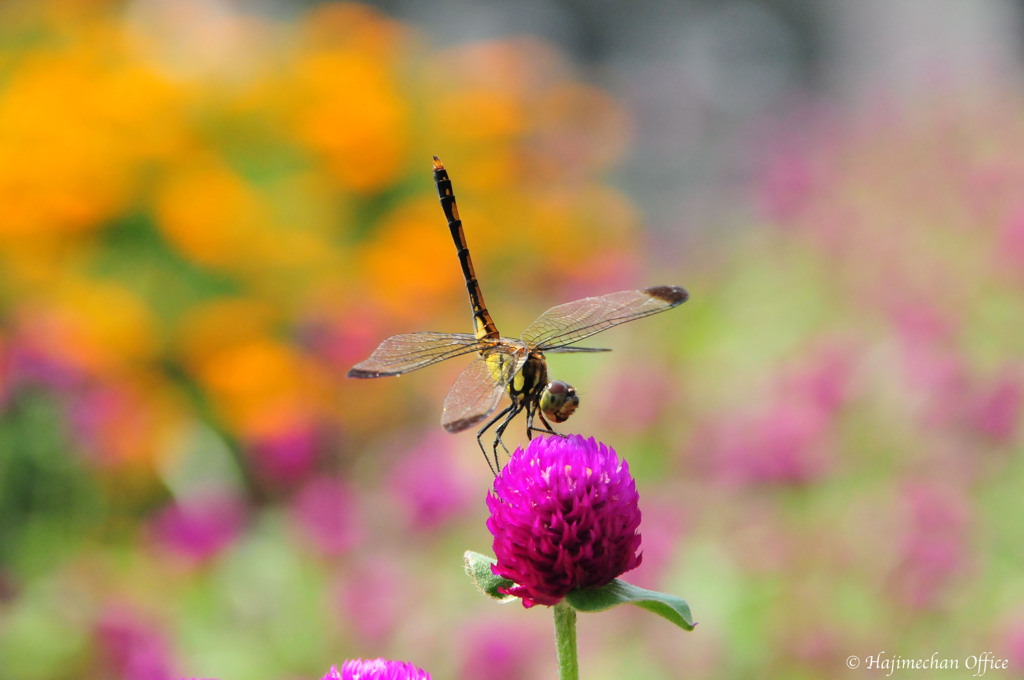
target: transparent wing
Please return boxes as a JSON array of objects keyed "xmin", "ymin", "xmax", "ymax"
[
  {"xmin": 521, "ymin": 286, "xmax": 688, "ymax": 350},
  {"xmin": 441, "ymin": 343, "xmax": 528, "ymax": 433},
  {"xmin": 347, "ymin": 332, "xmax": 485, "ymax": 378}
]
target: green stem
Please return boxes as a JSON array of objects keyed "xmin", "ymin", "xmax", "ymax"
[{"xmin": 553, "ymin": 600, "xmax": 579, "ymax": 680}]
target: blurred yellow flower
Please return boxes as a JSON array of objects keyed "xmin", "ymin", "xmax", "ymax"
[
  {"xmin": 197, "ymin": 337, "xmax": 328, "ymax": 435},
  {"xmin": 154, "ymin": 157, "xmax": 272, "ymax": 268},
  {"xmin": 176, "ymin": 298, "xmax": 330, "ymax": 435},
  {"xmin": 286, "ymin": 4, "xmax": 412, "ymax": 193},
  {"xmin": 0, "ymin": 18, "xmax": 184, "ymax": 239},
  {"xmin": 357, "ymin": 197, "xmax": 470, "ymax": 321},
  {"xmin": 435, "ymin": 89, "xmax": 526, "ymax": 145}
]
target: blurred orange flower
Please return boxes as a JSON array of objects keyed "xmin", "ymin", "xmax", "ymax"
[
  {"xmin": 358, "ymin": 198, "xmax": 468, "ymax": 321},
  {"xmin": 0, "ymin": 20, "xmax": 184, "ymax": 240},
  {"xmin": 286, "ymin": 4, "xmax": 412, "ymax": 193},
  {"xmin": 154, "ymin": 158, "xmax": 273, "ymax": 268}
]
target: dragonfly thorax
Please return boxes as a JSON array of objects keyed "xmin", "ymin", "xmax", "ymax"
[{"xmin": 539, "ymin": 379, "xmax": 579, "ymax": 423}]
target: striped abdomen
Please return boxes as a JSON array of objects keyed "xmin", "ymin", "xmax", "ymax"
[{"xmin": 433, "ymin": 156, "xmax": 500, "ymax": 342}]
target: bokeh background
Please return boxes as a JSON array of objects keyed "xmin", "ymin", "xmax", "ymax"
[{"xmin": 2, "ymin": 1, "xmax": 1024, "ymax": 678}]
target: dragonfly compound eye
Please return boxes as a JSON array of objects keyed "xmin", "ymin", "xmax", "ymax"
[{"xmin": 539, "ymin": 380, "xmax": 579, "ymax": 423}]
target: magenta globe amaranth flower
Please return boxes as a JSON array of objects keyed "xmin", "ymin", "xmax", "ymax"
[
  {"xmin": 487, "ymin": 435, "xmax": 643, "ymax": 607},
  {"xmin": 322, "ymin": 658, "xmax": 430, "ymax": 680}
]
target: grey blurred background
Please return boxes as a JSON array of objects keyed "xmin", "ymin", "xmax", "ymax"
[{"xmin": 317, "ymin": 0, "xmax": 1024, "ymax": 237}]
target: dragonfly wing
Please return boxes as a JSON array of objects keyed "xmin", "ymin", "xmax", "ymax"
[
  {"xmin": 521, "ymin": 286, "xmax": 688, "ymax": 350},
  {"xmin": 441, "ymin": 344, "xmax": 528, "ymax": 433},
  {"xmin": 347, "ymin": 332, "xmax": 484, "ymax": 378}
]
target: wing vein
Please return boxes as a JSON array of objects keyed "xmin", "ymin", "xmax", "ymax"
[
  {"xmin": 348, "ymin": 332, "xmax": 487, "ymax": 377},
  {"xmin": 521, "ymin": 287, "xmax": 687, "ymax": 350}
]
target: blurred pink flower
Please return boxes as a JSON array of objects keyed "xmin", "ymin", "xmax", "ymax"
[
  {"xmin": 756, "ymin": 138, "xmax": 820, "ymax": 222},
  {"xmin": 5, "ymin": 338, "xmax": 85, "ymax": 393},
  {"xmin": 246, "ymin": 421, "xmax": 322, "ymax": 486},
  {"xmin": 891, "ymin": 483, "xmax": 969, "ymax": 610},
  {"xmin": 592, "ymin": 362, "xmax": 675, "ymax": 433},
  {"xmin": 297, "ymin": 305, "xmax": 390, "ymax": 376},
  {"xmin": 967, "ymin": 370, "xmax": 1022, "ymax": 444},
  {"xmin": 94, "ymin": 606, "xmax": 175, "ymax": 680},
  {"xmin": 458, "ymin": 620, "xmax": 547, "ymax": 680},
  {"xmin": 150, "ymin": 492, "xmax": 245, "ymax": 563},
  {"xmin": 333, "ymin": 558, "xmax": 405, "ymax": 645},
  {"xmin": 752, "ymin": 106, "xmax": 842, "ymax": 227},
  {"xmin": 387, "ymin": 432, "xmax": 474, "ymax": 531},
  {"xmin": 705, "ymin": 401, "xmax": 832, "ymax": 486},
  {"xmin": 894, "ymin": 303, "xmax": 1021, "ymax": 443},
  {"xmin": 892, "ymin": 302, "xmax": 972, "ymax": 426},
  {"xmin": 787, "ymin": 627, "xmax": 841, "ymax": 673},
  {"xmin": 964, "ymin": 149, "xmax": 1024, "ymax": 223},
  {"xmin": 0, "ymin": 336, "xmax": 10, "ymax": 410},
  {"xmin": 892, "ymin": 301, "xmax": 956, "ymax": 350},
  {"xmin": 892, "ymin": 303, "xmax": 1021, "ymax": 442},
  {"xmin": 291, "ymin": 477, "xmax": 362, "ymax": 556},
  {"xmin": 700, "ymin": 342, "xmax": 848, "ymax": 486},
  {"xmin": 1000, "ymin": 619, "xmax": 1024, "ymax": 669},
  {"xmin": 780, "ymin": 343, "xmax": 852, "ymax": 414},
  {"xmin": 998, "ymin": 206, "xmax": 1024, "ymax": 272},
  {"xmin": 624, "ymin": 497, "xmax": 687, "ymax": 589},
  {"xmin": 67, "ymin": 383, "xmax": 133, "ymax": 466}
]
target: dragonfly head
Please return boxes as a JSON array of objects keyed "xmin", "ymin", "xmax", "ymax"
[{"xmin": 539, "ymin": 380, "xmax": 579, "ymax": 423}]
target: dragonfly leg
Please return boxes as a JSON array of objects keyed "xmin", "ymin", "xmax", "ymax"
[
  {"xmin": 490, "ymin": 404, "xmax": 523, "ymax": 473},
  {"xmin": 476, "ymin": 403, "xmax": 515, "ymax": 476},
  {"xmin": 526, "ymin": 409, "xmax": 567, "ymax": 439},
  {"xmin": 524, "ymin": 407, "xmax": 537, "ymax": 438}
]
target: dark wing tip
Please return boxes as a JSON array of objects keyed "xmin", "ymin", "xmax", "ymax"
[
  {"xmin": 644, "ymin": 285, "xmax": 689, "ymax": 306},
  {"xmin": 347, "ymin": 367, "xmax": 389, "ymax": 379},
  {"xmin": 443, "ymin": 413, "xmax": 487, "ymax": 433}
]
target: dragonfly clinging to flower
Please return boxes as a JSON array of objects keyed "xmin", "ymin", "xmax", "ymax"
[{"xmin": 348, "ymin": 157, "xmax": 688, "ymax": 474}]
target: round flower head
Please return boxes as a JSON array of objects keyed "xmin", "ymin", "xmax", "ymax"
[
  {"xmin": 322, "ymin": 658, "xmax": 430, "ymax": 680},
  {"xmin": 487, "ymin": 435, "xmax": 643, "ymax": 607}
]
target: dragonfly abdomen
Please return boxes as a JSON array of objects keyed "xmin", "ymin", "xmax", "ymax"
[{"xmin": 433, "ymin": 156, "xmax": 500, "ymax": 342}]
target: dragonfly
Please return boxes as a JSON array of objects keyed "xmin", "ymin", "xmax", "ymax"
[{"xmin": 348, "ymin": 157, "xmax": 688, "ymax": 474}]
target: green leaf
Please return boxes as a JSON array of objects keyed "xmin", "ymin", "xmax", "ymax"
[
  {"xmin": 565, "ymin": 580, "xmax": 696, "ymax": 631},
  {"xmin": 463, "ymin": 551, "xmax": 517, "ymax": 602}
]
